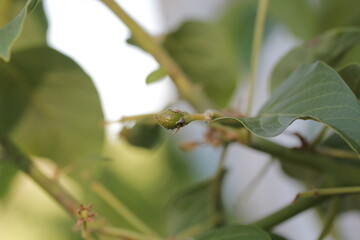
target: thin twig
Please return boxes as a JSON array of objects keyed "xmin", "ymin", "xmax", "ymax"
[
  {"xmin": 317, "ymin": 197, "xmax": 340, "ymax": 240},
  {"xmin": 104, "ymin": 113, "xmax": 156, "ymax": 124},
  {"xmin": 90, "ymin": 181, "xmax": 160, "ymax": 237},
  {"xmin": 245, "ymin": 0, "xmax": 269, "ymax": 116},
  {"xmin": 95, "ymin": 226, "xmax": 163, "ymax": 240},
  {"xmin": 236, "ymin": 157, "xmax": 274, "ymax": 208},
  {"xmin": 310, "ymin": 126, "xmax": 329, "ymax": 148}
]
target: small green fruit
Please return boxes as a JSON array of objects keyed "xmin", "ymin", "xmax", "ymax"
[{"xmin": 155, "ymin": 109, "xmax": 188, "ymax": 130}]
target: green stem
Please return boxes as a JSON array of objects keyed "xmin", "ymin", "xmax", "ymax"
[
  {"xmin": 105, "ymin": 113, "xmax": 156, "ymax": 124},
  {"xmin": 213, "ymin": 144, "xmax": 228, "ymax": 209},
  {"xmin": 96, "ymin": 226, "xmax": 163, "ymax": 240},
  {"xmin": 295, "ymin": 186, "xmax": 360, "ymax": 200},
  {"xmin": 252, "ymin": 197, "xmax": 328, "ymax": 230},
  {"xmin": 317, "ymin": 147, "xmax": 359, "ymax": 160},
  {"xmin": 245, "ymin": 0, "xmax": 269, "ymax": 116},
  {"xmin": 236, "ymin": 158, "xmax": 274, "ymax": 206},
  {"xmin": 310, "ymin": 126, "xmax": 329, "ymax": 148},
  {"xmin": 317, "ymin": 197, "xmax": 340, "ymax": 240},
  {"xmin": 0, "ymin": 136, "xmax": 79, "ymax": 218},
  {"xmin": 100, "ymin": 0, "xmax": 210, "ymax": 111},
  {"xmin": 250, "ymin": 137, "xmax": 360, "ymax": 186},
  {"xmin": 90, "ymin": 181, "xmax": 160, "ymax": 237}
]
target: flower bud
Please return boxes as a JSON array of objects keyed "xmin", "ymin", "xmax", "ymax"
[{"xmin": 155, "ymin": 109, "xmax": 187, "ymax": 130}]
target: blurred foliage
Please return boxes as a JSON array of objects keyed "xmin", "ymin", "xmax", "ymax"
[
  {"xmin": 163, "ymin": 21, "xmax": 239, "ymax": 108},
  {"xmin": 194, "ymin": 225, "xmax": 271, "ymax": 240},
  {"xmin": 2, "ymin": 47, "xmax": 104, "ymax": 166},
  {"xmin": 270, "ymin": 28, "xmax": 360, "ymax": 92},
  {"xmin": 218, "ymin": 0, "xmax": 360, "ymax": 73},
  {"xmin": 0, "ymin": 161, "xmax": 17, "ymax": 200},
  {"xmin": 119, "ymin": 119, "xmax": 163, "ymax": 149},
  {"xmin": 166, "ymin": 178, "xmax": 224, "ymax": 237},
  {"xmin": 0, "ymin": 0, "xmax": 42, "ymax": 61},
  {"xmin": 1, "ymin": 0, "xmax": 360, "ymax": 239}
]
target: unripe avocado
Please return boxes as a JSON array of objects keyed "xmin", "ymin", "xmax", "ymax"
[{"xmin": 155, "ymin": 109, "xmax": 187, "ymax": 130}]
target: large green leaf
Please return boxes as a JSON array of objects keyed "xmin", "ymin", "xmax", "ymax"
[
  {"xmin": 0, "ymin": 0, "xmax": 38, "ymax": 61},
  {"xmin": 219, "ymin": 62, "xmax": 360, "ymax": 155},
  {"xmin": 0, "ymin": 47, "xmax": 104, "ymax": 166},
  {"xmin": 167, "ymin": 179, "xmax": 223, "ymax": 237},
  {"xmin": 270, "ymin": 28, "xmax": 360, "ymax": 92},
  {"xmin": 163, "ymin": 21, "xmax": 238, "ymax": 108},
  {"xmin": 194, "ymin": 225, "xmax": 271, "ymax": 240}
]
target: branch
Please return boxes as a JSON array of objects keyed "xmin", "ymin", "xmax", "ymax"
[
  {"xmin": 294, "ymin": 186, "xmax": 360, "ymax": 201},
  {"xmin": 0, "ymin": 136, "xmax": 79, "ymax": 218},
  {"xmin": 0, "ymin": 136, "xmax": 164, "ymax": 240},
  {"xmin": 252, "ymin": 196, "xmax": 327, "ymax": 230},
  {"xmin": 100, "ymin": 0, "xmax": 210, "ymax": 111}
]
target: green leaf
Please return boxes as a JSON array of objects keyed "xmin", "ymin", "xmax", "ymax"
[
  {"xmin": 0, "ymin": 0, "xmax": 38, "ymax": 61},
  {"xmin": 339, "ymin": 64, "xmax": 360, "ymax": 98},
  {"xmin": 220, "ymin": 62, "xmax": 360, "ymax": 155},
  {"xmin": 11, "ymin": 0, "xmax": 48, "ymax": 51},
  {"xmin": 269, "ymin": 0, "xmax": 316, "ymax": 39},
  {"xmin": 0, "ymin": 47, "xmax": 104, "ymax": 166},
  {"xmin": 194, "ymin": 225, "xmax": 271, "ymax": 240},
  {"xmin": 271, "ymin": 28, "xmax": 360, "ymax": 92},
  {"xmin": 337, "ymin": 42, "xmax": 360, "ymax": 69},
  {"xmin": 167, "ymin": 179, "xmax": 223, "ymax": 237},
  {"xmin": 146, "ymin": 68, "xmax": 167, "ymax": 84},
  {"xmin": 163, "ymin": 21, "xmax": 238, "ymax": 108},
  {"xmin": 316, "ymin": 0, "xmax": 360, "ymax": 33},
  {"xmin": 119, "ymin": 120, "xmax": 162, "ymax": 149}
]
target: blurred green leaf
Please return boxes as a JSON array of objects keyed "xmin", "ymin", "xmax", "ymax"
[
  {"xmin": 220, "ymin": 62, "xmax": 360, "ymax": 155},
  {"xmin": 163, "ymin": 21, "xmax": 238, "ymax": 108},
  {"xmin": 146, "ymin": 68, "xmax": 167, "ymax": 84},
  {"xmin": 271, "ymin": 28, "xmax": 360, "ymax": 92},
  {"xmin": 337, "ymin": 43, "xmax": 360, "ymax": 69},
  {"xmin": 167, "ymin": 179, "xmax": 223, "ymax": 237},
  {"xmin": 0, "ymin": 47, "xmax": 104, "ymax": 166},
  {"xmin": 339, "ymin": 64, "xmax": 360, "ymax": 98},
  {"xmin": 268, "ymin": 0, "xmax": 316, "ymax": 39},
  {"xmin": 194, "ymin": 225, "xmax": 271, "ymax": 240},
  {"xmin": 217, "ymin": 0, "xmax": 258, "ymax": 70},
  {"xmin": 0, "ymin": 161, "xmax": 17, "ymax": 199},
  {"xmin": 0, "ymin": 0, "xmax": 38, "ymax": 61},
  {"xmin": 316, "ymin": 0, "xmax": 360, "ymax": 34},
  {"xmin": 119, "ymin": 120, "xmax": 162, "ymax": 149},
  {"xmin": 12, "ymin": 0, "xmax": 48, "ymax": 51}
]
